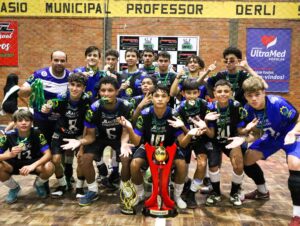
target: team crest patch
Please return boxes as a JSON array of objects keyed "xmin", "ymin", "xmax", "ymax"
[
  {"xmin": 279, "ymin": 106, "xmax": 293, "ymax": 118},
  {"xmin": 86, "ymin": 109, "xmax": 94, "ymax": 122},
  {"xmin": 0, "ymin": 136, "xmax": 7, "ymax": 147},
  {"xmin": 39, "ymin": 133, "xmax": 47, "ymax": 145},
  {"xmin": 136, "ymin": 116, "xmax": 143, "ymax": 129},
  {"xmin": 41, "ymin": 71, "xmax": 48, "ymax": 77},
  {"xmin": 125, "ymin": 88, "xmax": 133, "ymax": 96},
  {"xmin": 239, "ymin": 107, "xmax": 248, "ymax": 119}
]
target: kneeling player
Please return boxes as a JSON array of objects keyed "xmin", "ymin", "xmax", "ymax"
[{"xmin": 0, "ymin": 109, "xmax": 54, "ymax": 203}]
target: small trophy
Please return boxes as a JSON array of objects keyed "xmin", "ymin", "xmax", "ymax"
[
  {"xmin": 120, "ymin": 180, "xmax": 137, "ymax": 215},
  {"xmin": 100, "ymin": 97, "xmax": 109, "ymax": 105},
  {"xmin": 142, "ymin": 143, "xmax": 178, "ymax": 218},
  {"xmin": 46, "ymin": 100, "xmax": 53, "ymax": 109}
]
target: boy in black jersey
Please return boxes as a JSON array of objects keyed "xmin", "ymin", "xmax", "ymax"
[
  {"xmin": 62, "ymin": 76, "xmax": 133, "ymax": 206},
  {"xmin": 206, "ymin": 47, "xmax": 267, "ymax": 105},
  {"xmin": 139, "ymin": 48, "xmax": 157, "ymax": 76},
  {"xmin": 204, "ymin": 80, "xmax": 248, "ymax": 207},
  {"xmin": 118, "ymin": 85, "xmax": 205, "ymax": 210},
  {"xmin": 0, "ymin": 109, "xmax": 54, "ymax": 204},
  {"xmin": 41, "ymin": 72, "xmax": 90, "ymax": 197},
  {"xmin": 174, "ymin": 79, "xmax": 216, "ymax": 208}
]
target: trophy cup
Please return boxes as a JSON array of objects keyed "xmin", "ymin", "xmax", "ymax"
[
  {"xmin": 120, "ymin": 180, "xmax": 138, "ymax": 215},
  {"xmin": 142, "ymin": 143, "xmax": 178, "ymax": 218}
]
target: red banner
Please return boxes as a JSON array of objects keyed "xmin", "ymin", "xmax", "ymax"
[{"xmin": 0, "ymin": 21, "xmax": 18, "ymax": 66}]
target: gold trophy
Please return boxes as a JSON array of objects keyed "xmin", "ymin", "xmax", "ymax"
[{"xmin": 120, "ymin": 180, "xmax": 137, "ymax": 215}]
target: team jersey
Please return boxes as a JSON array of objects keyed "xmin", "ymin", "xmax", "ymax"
[
  {"xmin": 139, "ymin": 64, "xmax": 158, "ymax": 77},
  {"xmin": 153, "ymin": 71, "xmax": 176, "ymax": 89},
  {"xmin": 208, "ymin": 99, "xmax": 245, "ymax": 143},
  {"xmin": 244, "ymin": 95, "xmax": 299, "ymax": 138},
  {"xmin": 84, "ymin": 98, "xmax": 133, "ymax": 142},
  {"xmin": 73, "ymin": 66, "xmax": 106, "ymax": 101},
  {"xmin": 207, "ymin": 70, "xmax": 250, "ymax": 105},
  {"xmin": 119, "ymin": 69, "xmax": 145, "ymax": 99},
  {"xmin": 50, "ymin": 92, "xmax": 91, "ymax": 138},
  {"xmin": 134, "ymin": 106, "xmax": 183, "ymax": 147},
  {"xmin": 25, "ymin": 66, "xmax": 70, "ymax": 121},
  {"xmin": 0, "ymin": 128, "xmax": 49, "ymax": 160},
  {"xmin": 175, "ymin": 98, "xmax": 210, "ymax": 132}
]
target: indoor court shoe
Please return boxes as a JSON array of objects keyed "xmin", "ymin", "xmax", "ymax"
[
  {"xmin": 51, "ymin": 186, "xmax": 67, "ymax": 198},
  {"xmin": 245, "ymin": 189, "xmax": 270, "ymax": 200},
  {"xmin": 75, "ymin": 188, "xmax": 85, "ymax": 199},
  {"xmin": 185, "ymin": 190, "xmax": 197, "ymax": 209},
  {"xmin": 6, "ymin": 185, "xmax": 21, "ymax": 204},
  {"xmin": 34, "ymin": 180, "xmax": 47, "ymax": 198},
  {"xmin": 230, "ymin": 193, "xmax": 243, "ymax": 207},
  {"xmin": 289, "ymin": 216, "xmax": 300, "ymax": 226},
  {"xmin": 174, "ymin": 196, "xmax": 187, "ymax": 209},
  {"xmin": 79, "ymin": 191, "xmax": 99, "ymax": 206},
  {"xmin": 205, "ymin": 192, "xmax": 221, "ymax": 206}
]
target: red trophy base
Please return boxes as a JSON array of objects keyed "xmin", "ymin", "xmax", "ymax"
[{"xmin": 142, "ymin": 143, "xmax": 178, "ymax": 218}]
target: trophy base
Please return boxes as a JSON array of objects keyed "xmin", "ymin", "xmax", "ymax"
[
  {"xmin": 142, "ymin": 208, "xmax": 178, "ymax": 218},
  {"xmin": 120, "ymin": 207, "xmax": 136, "ymax": 215}
]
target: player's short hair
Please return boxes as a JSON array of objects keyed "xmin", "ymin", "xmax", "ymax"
[
  {"xmin": 242, "ymin": 77, "xmax": 265, "ymax": 93},
  {"xmin": 157, "ymin": 51, "xmax": 171, "ymax": 60},
  {"xmin": 185, "ymin": 55, "xmax": 205, "ymax": 68},
  {"xmin": 152, "ymin": 84, "xmax": 170, "ymax": 96},
  {"xmin": 105, "ymin": 49, "xmax": 119, "ymax": 59},
  {"xmin": 96, "ymin": 76, "xmax": 119, "ymax": 91},
  {"xmin": 85, "ymin": 46, "xmax": 101, "ymax": 58},
  {"xmin": 143, "ymin": 48, "xmax": 155, "ymax": 55},
  {"xmin": 68, "ymin": 72, "xmax": 87, "ymax": 86},
  {"xmin": 12, "ymin": 109, "xmax": 33, "ymax": 122},
  {"xmin": 142, "ymin": 76, "xmax": 157, "ymax": 87},
  {"xmin": 50, "ymin": 50, "xmax": 67, "ymax": 62},
  {"xmin": 214, "ymin": 79, "xmax": 232, "ymax": 90},
  {"xmin": 182, "ymin": 78, "xmax": 200, "ymax": 91},
  {"xmin": 125, "ymin": 48, "xmax": 139, "ymax": 58},
  {"xmin": 223, "ymin": 47, "xmax": 242, "ymax": 59}
]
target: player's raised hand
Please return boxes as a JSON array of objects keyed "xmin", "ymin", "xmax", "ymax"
[
  {"xmin": 237, "ymin": 57, "xmax": 249, "ymax": 71},
  {"xmin": 284, "ymin": 131, "xmax": 300, "ymax": 145},
  {"xmin": 188, "ymin": 127, "xmax": 206, "ymax": 136},
  {"xmin": 168, "ymin": 116, "xmax": 184, "ymax": 128},
  {"xmin": 207, "ymin": 61, "xmax": 217, "ymax": 72},
  {"xmin": 205, "ymin": 112, "xmax": 220, "ymax": 121},
  {"xmin": 189, "ymin": 116, "xmax": 207, "ymax": 129},
  {"xmin": 117, "ymin": 116, "xmax": 133, "ymax": 130},
  {"xmin": 61, "ymin": 138, "xmax": 81, "ymax": 151},
  {"xmin": 245, "ymin": 118, "xmax": 259, "ymax": 132},
  {"xmin": 119, "ymin": 143, "xmax": 135, "ymax": 158},
  {"xmin": 139, "ymin": 92, "xmax": 152, "ymax": 108},
  {"xmin": 225, "ymin": 136, "xmax": 246, "ymax": 149}
]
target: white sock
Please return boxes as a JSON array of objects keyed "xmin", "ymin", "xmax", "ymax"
[
  {"xmin": 87, "ymin": 181, "xmax": 98, "ymax": 193},
  {"xmin": 174, "ymin": 183, "xmax": 184, "ymax": 199},
  {"xmin": 57, "ymin": 176, "xmax": 67, "ymax": 186},
  {"xmin": 190, "ymin": 178, "xmax": 203, "ymax": 192},
  {"xmin": 232, "ymin": 171, "xmax": 244, "ymax": 185},
  {"xmin": 209, "ymin": 169, "xmax": 220, "ymax": 183},
  {"xmin": 35, "ymin": 177, "xmax": 47, "ymax": 186},
  {"xmin": 257, "ymin": 184, "xmax": 268, "ymax": 194},
  {"xmin": 134, "ymin": 183, "xmax": 144, "ymax": 197},
  {"xmin": 293, "ymin": 205, "xmax": 300, "ymax": 217},
  {"xmin": 3, "ymin": 177, "xmax": 18, "ymax": 189},
  {"xmin": 76, "ymin": 178, "xmax": 85, "ymax": 188}
]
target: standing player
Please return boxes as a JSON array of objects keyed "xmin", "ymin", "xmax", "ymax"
[
  {"xmin": 41, "ymin": 73, "xmax": 90, "ymax": 197},
  {"xmin": 139, "ymin": 48, "xmax": 157, "ymax": 76},
  {"xmin": 61, "ymin": 76, "xmax": 133, "ymax": 206},
  {"xmin": 230, "ymin": 77, "xmax": 300, "ymax": 225},
  {"xmin": 118, "ymin": 85, "xmax": 205, "ymax": 210},
  {"xmin": 0, "ymin": 109, "xmax": 54, "ymax": 203}
]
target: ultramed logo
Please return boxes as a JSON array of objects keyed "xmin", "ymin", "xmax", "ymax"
[{"xmin": 261, "ymin": 35, "xmax": 277, "ymax": 49}]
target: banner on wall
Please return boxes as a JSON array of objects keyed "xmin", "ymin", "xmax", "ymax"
[
  {"xmin": 117, "ymin": 35, "xmax": 199, "ymax": 71},
  {"xmin": 246, "ymin": 28, "xmax": 291, "ymax": 92},
  {"xmin": 0, "ymin": 21, "xmax": 18, "ymax": 66}
]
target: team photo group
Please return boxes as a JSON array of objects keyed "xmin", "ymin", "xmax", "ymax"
[{"xmin": 0, "ymin": 45, "xmax": 300, "ymax": 225}]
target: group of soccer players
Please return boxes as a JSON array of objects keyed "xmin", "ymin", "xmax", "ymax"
[{"xmin": 0, "ymin": 45, "xmax": 299, "ymax": 225}]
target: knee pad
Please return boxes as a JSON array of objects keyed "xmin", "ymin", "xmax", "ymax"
[
  {"xmin": 244, "ymin": 163, "xmax": 265, "ymax": 185},
  {"xmin": 288, "ymin": 170, "xmax": 300, "ymax": 206}
]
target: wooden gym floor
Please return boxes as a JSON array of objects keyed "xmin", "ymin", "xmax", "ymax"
[{"xmin": 0, "ymin": 150, "xmax": 292, "ymax": 226}]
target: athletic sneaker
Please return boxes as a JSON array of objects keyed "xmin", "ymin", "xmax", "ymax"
[
  {"xmin": 34, "ymin": 180, "xmax": 47, "ymax": 198},
  {"xmin": 185, "ymin": 190, "xmax": 197, "ymax": 209},
  {"xmin": 75, "ymin": 188, "xmax": 85, "ymax": 199},
  {"xmin": 230, "ymin": 193, "xmax": 243, "ymax": 207},
  {"xmin": 100, "ymin": 177, "xmax": 118, "ymax": 191},
  {"xmin": 174, "ymin": 196, "xmax": 187, "ymax": 209},
  {"xmin": 6, "ymin": 185, "xmax": 21, "ymax": 204},
  {"xmin": 51, "ymin": 186, "xmax": 67, "ymax": 198},
  {"xmin": 205, "ymin": 192, "xmax": 221, "ymax": 206},
  {"xmin": 245, "ymin": 189, "xmax": 270, "ymax": 200},
  {"xmin": 200, "ymin": 178, "xmax": 213, "ymax": 194},
  {"xmin": 79, "ymin": 191, "xmax": 99, "ymax": 206},
  {"xmin": 289, "ymin": 216, "xmax": 300, "ymax": 226}
]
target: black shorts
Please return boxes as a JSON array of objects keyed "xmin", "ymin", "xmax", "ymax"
[
  {"xmin": 84, "ymin": 138, "xmax": 121, "ymax": 162},
  {"xmin": 34, "ymin": 119, "xmax": 56, "ymax": 145},
  {"xmin": 51, "ymin": 132, "xmax": 79, "ymax": 155},
  {"xmin": 6, "ymin": 158, "xmax": 39, "ymax": 175}
]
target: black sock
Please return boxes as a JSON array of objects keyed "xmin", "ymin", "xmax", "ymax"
[
  {"xmin": 97, "ymin": 163, "xmax": 108, "ymax": 177},
  {"xmin": 288, "ymin": 170, "xmax": 300, "ymax": 206},
  {"xmin": 64, "ymin": 163, "xmax": 73, "ymax": 179},
  {"xmin": 244, "ymin": 163, "xmax": 265, "ymax": 185},
  {"xmin": 230, "ymin": 182, "xmax": 241, "ymax": 196},
  {"xmin": 211, "ymin": 181, "xmax": 221, "ymax": 195}
]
